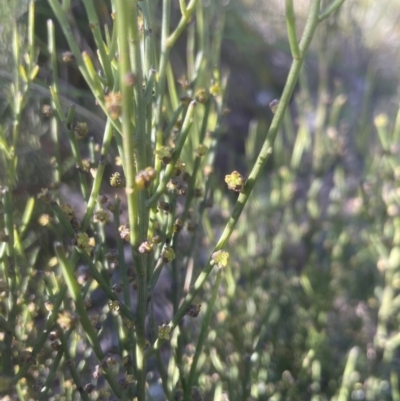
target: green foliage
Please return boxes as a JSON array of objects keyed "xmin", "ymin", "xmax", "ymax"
[{"xmin": 8, "ymin": 0, "xmax": 400, "ymax": 400}]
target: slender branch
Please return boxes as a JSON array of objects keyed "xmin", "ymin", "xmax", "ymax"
[
  {"xmin": 167, "ymin": 0, "xmax": 199, "ymax": 48},
  {"xmin": 319, "ymin": 0, "xmax": 346, "ymax": 21},
  {"xmin": 55, "ymin": 243, "xmax": 122, "ymax": 398},
  {"xmin": 81, "ymin": 0, "xmax": 114, "ymax": 86},
  {"xmin": 47, "ymin": 0, "xmax": 121, "ymax": 132},
  {"xmin": 285, "ymin": 0, "xmax": 301, "ymax": 59},
  {"xmin": 147, "ymin": 0, "xmax": 326, "ymax": 358},
  {"xmin": 147, "ymin": 101, "xmax": 197, "ymax": 207}
]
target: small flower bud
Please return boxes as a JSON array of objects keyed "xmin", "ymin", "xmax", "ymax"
[
  {"xmin": 48, "ymin": 330, "xmax": 60, "ymax": 341},
  {"xmin": 38, "ymin": 214, "xmax": 52, "ymax": 226},
  {"xmin": 93, "ymin": 365, "xmax": 102, "ymax": 379},
  {"xmin": 77, "ymin": 271, "xmax": 90, "ymax": 285},
  {"xmin": 57, "ymin": 311, "xmax": 77, "ymax": 330},
  {"xmin": 108, "ymin": 300, "xmax": 120, "ymax": 312},
  {"xmin": 74, "ymin": 122, "xmax": 88, "ymax": 139},
  {"xmin": 210, "ymin": 83, "xmax": 221, "ymax": 96},
  {"xmin": 83, "ymin": 383, "xmax": 95, "ymax": 394},
  {"xmin": 139, "ymin": 240, "xmax": 153, "ymax": 254},
  {"xmin": 98, "ymin": 195, "xmax": 108, "ymax": 204},
  {"xmin": 62, "ymin": 51, "xmax": 74, "ymax": 63},
  {"xmin": 153, "ymin": 235, "xmax": 162, "ymax": 244},
  {"xmin": 105, "ymin": 92, "xmax": 122, "ymax": 120},
  {"xmin": 195, "ymin": 89, "xmax": 208, "ymax": 104},
  {"xmin": 177, "ymin": 184, "xmax": 187, "ymax": 196},
  {"xmin": 119, "ymin": 225, "xmax": 130, "ymax": 241},
  {"xmin": 173, "ymin": 218, "xmax": 183, "ymax": 233},
  {"xmin": 119, "ymin": 377, "xmax": 133, "ymax": 389},
  {"xmin": 158, "ymin": 201, "xmax": 171, "ymax": 213},
  {"xmin": 20, "ymin": 350, "xmax": 35, "ymax": 365},
  {"xmin": 162, "ymin": 246, "xmax": 175, "ymax": 263},
  {"xmin": 51, "ymin": 341, "xmax": 62, "ymax": 351},
  {"xmin": 41, "ymin": 104, "xmax": 52, "ymax": 117},
  {"xmin": 45, "ymin": 300, "xmax": 54, "ymax": 311},
  {"xmin": 211, "ymin": 250, "xmax": 229, "ymax": 268},
  {"xmin": 174, "ymin": 160, "xmax": 186, "ymax": 176},
  {"xmin": 93, "ymin": 209, "xmax": 110, "ymax": 224},
  {"xmin": 110, "ymin": 172, "xmax": 125, "ymax": 188},
  {"xmin": 186, "ymin": 304, "xmax": 201, "ymax": 317},
  {"xmin": 269, "ymin": 99, "xmax": 279, "ymax": 114},
  {"xmin": 81, "ymin": 159, "xmax": 91, "ymax": 172},
  {"xmin": 167, "ymin": 178, "xmax": 179, "ymax": 191},
  {"xmin": 37, "ymin": 188, "xmax": 52, "ymax": 203},
  {"xmin": 158, "ymin": 323, "xmax": 171, "ymax": 339},
  {"xmin": 106, "ymin": 202, "xmax": 116, "ymax": 212},
  {"xmin": 136, "ymin": 167, "xmax": 156, "ymax": 190},
  {"xmin": 61, "ymin": 204, "xmax": 76, "ymax": 220},
  {"xmin": 154, "ymin": 146, "xmax": 173, "ymax": 164},
  {"xmin": 178, "ymin": 75, "xmax": 190, "ymax": 89},
  {"xmin": 195, "ymin": 144, "xmax": 208, "ymax": 157},
  {"xmin": 123, "ymin": 316, "xmax": 136, "ymax": 329},
  {"xmin": 225, "ymin": 171, "xmax": 245, "ymax": 192},
  {"xmin": 105, "ymin": 355, "xmax": 117, "ymax": 366},
  {"xmin": 75, "ymin": 232, "xmax": 94, "ymax": 254}
]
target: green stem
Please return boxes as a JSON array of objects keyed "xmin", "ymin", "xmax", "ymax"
[
  {"xmin": 77, "ymin": 251, "xmax": 135, "ymax": 321},
  {"xmin": 13, "ymin": 283, "xmax": 67, "ymax": 385},
  {"xmin": 167, "ymin": 0, "xmax": 199, "ymax": 48},
  {"xmin": 114, "ymin": 1, "xmax": 148, "ymax": 400},
  {"xmin": 147, "ymin": 0, "xmax": 324, "ymax": 356},
  {"xmin": 182, "ymin": 99, "xmax": 211, "ymax": 221},
  {"xmin": 2, "ymin": 189, "xmax": 17, "ymax": 376},
  {"xmin": 81, "ymin": 0, "xmax": 114, "ymax": 86},
  {"xmin": 147, "ymin": 101, "xmax": 197, "ymax": 207},
  {"xmin": 337, "ymin": 347, "xmax": 359, "ymax": 401},
  {"xmin": 152, "ymin": 0, "xmax": 171, "ymax": 149},
  {"xmin": 46, "ymin": 0, "xmax": 121, "ymax": 132},
  {"xmin": 55, "ymin": 243, "xmax": 122, "ymax": 398},
  {"xmin": 318, "ymin": 0, "xmax": 346, "ymax": 21},
  {"xmin": 187, "ymin": 268, "xmax": 222, "ymax": 390},
  {"xmin": 81, "ymin": 120, "xmax": 114, "ymax": 229},
  {"xmin": 285, "ymin": 0, "xmax": 301, "ymax": 59},
  {"xmin": 391, "ymin": 370, "xmax": 400, "ymax": 401},
  {"xmin": 60, "ymin": 330, "xmax": 91, "ymax": 401},
  {"xmin": 214, "ymin": 0, "xmax": 320, "ymax": 251}
]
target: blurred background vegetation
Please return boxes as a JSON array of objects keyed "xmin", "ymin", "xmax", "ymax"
[{"xmin": 2, "ymin": 0, "xmax": 400, "ymax": 400}]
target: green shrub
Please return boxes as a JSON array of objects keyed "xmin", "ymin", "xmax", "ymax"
[{"xmin": 2, "ymin": 1, "xmax": 380, "ymax": 400}]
